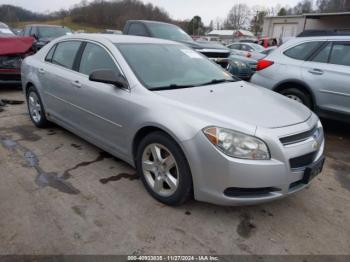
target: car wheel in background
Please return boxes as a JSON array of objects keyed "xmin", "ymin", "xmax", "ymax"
[
  {"xmin": 26, "ymin": 86, "xmax": 50, "ymax": 128},
  {"xmin": 136, "ymin": 131, "xmax": 193, "ymax": 206},
  {"xmin": 280, "ymin": 88, "xmax": 312, "ymax": 109}
]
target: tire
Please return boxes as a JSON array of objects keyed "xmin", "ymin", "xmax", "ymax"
[
  {"xmin": 279, "ymin": 88, "xmax": 312, "ymax": 109},
  {"xmin": 26, "ymin": 86, "xmax": 50, "ymax": 128},
  {"xmin": 136, "ymin": 131, "xmax": 193, "ymax": 206}
]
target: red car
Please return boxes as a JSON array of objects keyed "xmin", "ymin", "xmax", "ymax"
[{"xmin": 0, "ymin": 23, "xmax": 34, "ymax": 85}]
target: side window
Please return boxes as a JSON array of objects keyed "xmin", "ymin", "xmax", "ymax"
[
  {"xmin": 329, "ymin": 42, "xmax": 350, "ymax": 66},
  {"xmin": 45, "ymin": 45, "xmax": 57, "ymax": 62},
  {"xmin": 284, "ymin": 41, "xmax": 323, "ymax": 60},
  {"xmin": 230, "ymin": 44, "xmax": 241, "ymax": 50},
  {"xmin": 311, "ymin": 42, "xmax": 332, "ymax": 63},
  {"xmin": 128, "ymin": 23, "xmax": 148, "ymax": 36},
  {"xmin": 242, "ymin": 44, "xmax": 253, "ymax": 52},
  {"xmin": 51, "ymin": 41, "xmax": 81, "ymax": 69},
  {"xmin": 79, "ymin": 43, "xmax": 119, "ymax": 76},
  {"xmin": 24, "ymin": 26, "xmax": 31, "ymax": 36},
  {"xmin": 30, "ymin": 27, "xmax": 37, "ymax": 37}
]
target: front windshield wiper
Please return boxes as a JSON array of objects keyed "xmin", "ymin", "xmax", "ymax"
[
  {"xmin": 196, "ymin": 79, "xmax": 236, "ymax": 87},
  {"xmin": 151, "ymin": 84, "xmax": 196, "ymax": 91}
]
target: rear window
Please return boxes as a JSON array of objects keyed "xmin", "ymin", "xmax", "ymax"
[
  {"xmin": 284, "ymin": 41, "xmax": 323, "ymax": 60},
  {"xmin": 329, "ymin": 42, "xmax": 350, "ymax": 66},
  {"xmin": 51, "ymin": 41, "xmax": 81, "ymax": 70}
]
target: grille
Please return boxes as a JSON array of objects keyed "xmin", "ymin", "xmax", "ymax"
[
  {"xmin": 0, "ymin": 72, "xmax": 21, "ymax": 81},
  {"xmin": 224, "ymin": 187, "xmax": 280, "ymax": 197},
  {"xmin": 280, "ymin": 125, "xmax": 318, "ymax": 146},
  {"xmin": 289, "ymin": 151, "xmax": 316, "ymax": 169}
]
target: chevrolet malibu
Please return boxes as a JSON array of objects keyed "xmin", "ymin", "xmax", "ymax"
[{"xmin": 21, "ymin": 34, "xmax": 325, "ymax": 206}]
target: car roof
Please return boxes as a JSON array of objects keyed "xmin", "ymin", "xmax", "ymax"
[{"xmin": 61, "ymin": 33, "xmax": 180, "ymax": 45}]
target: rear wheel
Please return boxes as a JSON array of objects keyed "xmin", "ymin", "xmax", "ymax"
[
  {"xmin": 27, "ymin": 86, "xmax": 50, "ymax": 128},
  {"xmin": 279, "ymin": 88, "xmax": 312, "ymax": 109},
  {"xmin": 136, "ymin": 131, "xmax": 192, "ymax": 206}
]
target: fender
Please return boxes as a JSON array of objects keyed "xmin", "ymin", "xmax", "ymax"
[{"xmin": 273, "ymin": 78, "xmax": 316, "ymax": 107}]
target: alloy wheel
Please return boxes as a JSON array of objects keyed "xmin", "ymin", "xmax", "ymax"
[
  {"xmin": 28, "ymin": 92, "xmax": 42, "ymax": 123},
  {"xmin": 286, "ymin": 94, "xmax": 304, "ymax": 104},
  {"xmin": 142, "ymin": 143, "xmax": 179, "ymax": 197}
]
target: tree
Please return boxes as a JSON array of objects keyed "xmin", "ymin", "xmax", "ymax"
[
  {"xmin": 224, "ymin": 4, "xmax": 250, "ymax": 30},
  {"xmin": 250, "ymin": 11, "xmax": 267, "ymax": 35},
  {"xmin": 187, "ymin": 16, "xmax": 204, "ymax": 35},
  {"xmin": 278, "ymin": 7, "xmax": 287, "ymax": 16},
  {"xmin": 316, "ymin": 0, "xmax": 350, "ymax": 12},
  {"xmin": 293, "ymin": 0, "xmax": 313, "ymax": 14}
]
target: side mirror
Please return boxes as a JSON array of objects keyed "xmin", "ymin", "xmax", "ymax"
[{"xmin": 89, "ymin": 69, "xmax": 128, "ymax": 89}]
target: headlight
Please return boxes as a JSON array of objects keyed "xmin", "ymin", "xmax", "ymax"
[{"xmin": 203, "ymin": 127, "xmax": 270, "ymax": 160}]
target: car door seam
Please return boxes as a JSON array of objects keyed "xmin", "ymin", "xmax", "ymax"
[{"xmin": 44, "ymin": 91, "xmax": 123, "ymax": 128}]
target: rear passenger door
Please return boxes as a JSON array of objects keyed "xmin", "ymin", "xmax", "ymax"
[
  {"xmin": 302, "ymin": 41, "xmax": 350, "ymax": 115},
  {"xmin": 42, "ymin": 40, "xmax": 83, "ymax": 125}
]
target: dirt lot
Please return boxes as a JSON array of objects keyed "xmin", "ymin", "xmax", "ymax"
[{"xmin": 0, "ymin": 87, "xmax": 349, "ymax": 255}]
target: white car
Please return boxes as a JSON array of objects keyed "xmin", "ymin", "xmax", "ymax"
[
  {"xmin": 227, "ymin": 42, "xmax": 266, "ymax": 60},
  {"xmin": 251, "ymin": 35, "xmax": 350, "ymax": 123}
]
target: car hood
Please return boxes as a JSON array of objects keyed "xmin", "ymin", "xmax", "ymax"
[
  {"xmin": 155, "ymin": 82, "xmax": 312, "ymax": 129},
  {"xmin": 0, "ymin": 36, "xmax": 34, "ymax": 55}
]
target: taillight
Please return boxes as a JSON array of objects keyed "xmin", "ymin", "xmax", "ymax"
[{"xmin": 256, "ymin": 59, "xmax": 274, "ymax": 71}]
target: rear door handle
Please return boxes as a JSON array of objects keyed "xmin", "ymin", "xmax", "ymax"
[
  {"xmin": 308, "ymin": 68, "xmax": 324, "ymax": 75},
  {"xmin": 38, "ymin": 68, "xmax": 45, "ymax": 74},
  {"xmin": 71, "ymin": 80, "xmax": 82, "ymax": 88}
]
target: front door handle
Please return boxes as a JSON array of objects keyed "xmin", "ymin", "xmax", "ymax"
[
  {"xmin": 71, "ymin": 80, "xmax": 82, "ymax": 88},
  {"xmin": 38, "ymin": 68, "xmax": 45, "ymax": 74},
  {"xmin": 308, "ymin": 68, "xmax": 324, "ymax": 75}
]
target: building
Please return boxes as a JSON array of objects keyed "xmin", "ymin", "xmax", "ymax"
[
  {"xmin": 207, "ymin": 29, "xmax": 255, "ymax": 44},
  {"xmin": 262, "ymin": 12, "xmax": 350, "ymax": 39}
]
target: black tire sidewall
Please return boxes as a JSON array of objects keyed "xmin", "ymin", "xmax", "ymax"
[
  {"xmin": 136, "ymin": 131, "xmax": 192, "ymax": 206},
  {"xmin": 280, "ymin": 88, "xmax": 312, "ymax": 109},
  {"xmin": 27, "ymin": 86, "xmax": 49, "ymax": 128}
]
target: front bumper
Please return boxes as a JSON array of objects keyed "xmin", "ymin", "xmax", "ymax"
[{"xmin": 181, "ymin": 114, "xmax": 324, "ymax": 206}]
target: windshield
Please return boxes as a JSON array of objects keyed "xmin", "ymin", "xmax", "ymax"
[
  {"xmin": 38, "ymin": 27, "xmax": 71, "ymax": 39},
  {"xmin": 148, "ymin": 23, "xmax": 194, "ymax": 43},
  {"xmin": 117, "ymin": 43, "xmax": 235, "ymax": 90}
]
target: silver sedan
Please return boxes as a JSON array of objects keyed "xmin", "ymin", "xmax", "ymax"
[{"xmin": 21, "ymin": 34, "xmax": 325, "ymax": 206}]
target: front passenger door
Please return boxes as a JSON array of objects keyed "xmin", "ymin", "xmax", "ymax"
[{"xmin": 69, "ymin": 42, "xmax": 132, "ymax": 156}]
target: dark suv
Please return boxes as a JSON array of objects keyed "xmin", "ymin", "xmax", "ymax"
[
  {"xmin": 21, "ymin": 24, "xmax": 72, "ymax": 50},
  {"xmin": 123, "ymin": 20, "xmax": 231, "ymax": 68}
]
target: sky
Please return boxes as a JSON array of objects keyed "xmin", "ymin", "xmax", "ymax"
[{"xmin": 1, "ymin": 0, "xmax": 301, "ymax": 24}]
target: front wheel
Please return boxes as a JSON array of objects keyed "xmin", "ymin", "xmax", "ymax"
[{"xmin": 136, "ymin": 132, "xmax": 192, "ymax": 206}]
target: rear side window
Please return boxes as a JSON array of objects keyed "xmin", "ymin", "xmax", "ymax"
[
  {"xmin": 311, "ymin": 42, "xmax": 332, "ymax": 63},
  {"xmin": 128, "ymin": 23, "xmax": 148, "ymax": 36},
  {"xmin": 229, "ymin": 44, "xmax": 241, "ymax": 50},
  {"xmin": 329, "ymin": 42, "xmax": 350, "ymax": 66},
  {"xmin": 284, "ymin": 41, "xmax": 323, "ymax": 60},
  {"xmin": 51, "ymin": 41, "xmax": 81, "ymax": 69},
  {"xmin": 241, "ymin": 44, "xmax": 253, "ymax": 52},
  {"xmin": 79, "ymin": 43, "xmax": 119, "ymax": 75},
  {"xmin": 45, "ymin": 45, "xmax": 56, "ymax": 62}
]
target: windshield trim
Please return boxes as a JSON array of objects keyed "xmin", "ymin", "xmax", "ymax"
[{"xmin": 116, "ymin": 43, "xmax": 238, "ymax": 91}]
